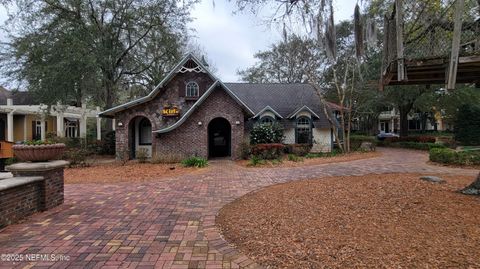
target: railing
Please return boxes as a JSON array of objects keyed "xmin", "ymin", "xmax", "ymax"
[{"xmin": 382, "ymin": 0, "xmax": 480, "ymax": 80}]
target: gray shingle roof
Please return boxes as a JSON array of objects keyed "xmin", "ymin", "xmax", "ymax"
[
  {"xmin": 0, "ymin": 86, "xmax": 38, "ymax": 105},
  {"xmin": 225, "ymin": 83, "xmax": 331, "ymax": 128}
]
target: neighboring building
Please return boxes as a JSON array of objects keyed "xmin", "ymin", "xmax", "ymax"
[
  {"xmin": 100, "ymin": 54, "xmax": 335, "ymax": 160},
  {"xmin": 378, "ymin": 107, "xmax": 451, "ymax": 134},
  {"xmin": 0, "ymin": 87, "xmax": 103, "ymax": 142}
]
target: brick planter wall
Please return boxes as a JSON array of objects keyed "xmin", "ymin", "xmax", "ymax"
[
  {"xmin": 11, "ymin": 168, "xmax": 65, "ymax": 210},
  {"xmin": 0, "ymin": 160, "xmax": 69, "ymax": 228},
  {"xmin": 0, "ymin": 177, "xmax": 43, "ymax": 228}
]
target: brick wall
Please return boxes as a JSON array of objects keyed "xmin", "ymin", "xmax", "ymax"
[
  {"xmin": 12, "ymin": 168, "xmax": 64, "ymax": 210},
  {"xmin": 155, "ymin": 86, "xmax": 245, "ymax": 159},
  {"xmin": 0, "ymin": 181, "xmax": 42, "ymax": 229},
  {"xmin": 0, "ymin": 165, "xmax": 66, "ymax": 228},
  {"xmin": 114, "ymin": 72, "xmax": 247, "ymax": 160},
  {"xmin": 114, "ymin": 72, "xmax": 215, "ymax": 159}
]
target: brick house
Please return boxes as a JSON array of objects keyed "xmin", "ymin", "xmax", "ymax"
[{"xmin": 100, "ymin": 54, "xmax": 335, "ymax": 160}]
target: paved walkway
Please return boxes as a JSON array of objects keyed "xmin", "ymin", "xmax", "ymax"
[{"xmin": 0, "ymin": 148, "xmax": 477, "ymax": 269}]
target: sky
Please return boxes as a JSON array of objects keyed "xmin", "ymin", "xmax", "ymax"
[
  {"xmin": 0, "ymin": 0, "xmax": 356, "ymax": 83},
  {"xmin": 189, "ymin": 0, "xmax": 356, "ymax": 82}
]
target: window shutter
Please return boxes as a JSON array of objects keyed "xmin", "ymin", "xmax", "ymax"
[
  {"xmin": 45, "ymin": 121, "xmax": 48, "ymax": 135},
  {"xmin": 32, "ymin": 121, "xmax": 36, "ymax": 140}
]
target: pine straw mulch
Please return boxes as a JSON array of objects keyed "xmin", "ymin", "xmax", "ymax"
[
  {"xmin": 65, "ymin": 162, "xmax": 207, "ymax": 184},
  {"xmin": 217, "ymin": 173, "xmax": 480, "ymax": 268},
  {"xmin": 236, "ymin": 151, "xmax": 381, "ymax": 168}
]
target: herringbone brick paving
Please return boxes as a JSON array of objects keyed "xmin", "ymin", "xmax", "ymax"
[{"xmin": 0, "ymin": 148, "xmax": 477, "ymax": 269}]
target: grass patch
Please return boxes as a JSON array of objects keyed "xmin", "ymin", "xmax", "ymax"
[{"xmin": 181, "ymin": 156, "xmax": 208, "ymax": 168}]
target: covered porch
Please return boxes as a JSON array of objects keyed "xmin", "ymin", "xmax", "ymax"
[{"xmin": 0, "ymin": 99, "xmax": 105, "ymax": 142}]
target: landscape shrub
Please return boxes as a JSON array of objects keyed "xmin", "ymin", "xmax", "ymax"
[
  {"xmin": 239, "ymin": 141, "xmax": 252, "ymax": 160},
  {"xmin": 248, "ymin": 155, "xmax": 266, "ymax": 166},
  {"xmin": 429, "ymin": 148, "xmax": 480, "ymax": 165},
  {"xmin": 151, "ymin": 153, "xmax": 183, "ymax": 164},
  {"xmin": 181, "ymin": 156, "xmax": 208, "ymax": 168},
  {"xmin": 378, "ymin": 141, "xmax": 446, "ymax": 151},
  {"xmin": 287, "ymin": 154, "xmax": 304, "ymax": 162},
  {"xmin": 454, "ymin": 104, "xmax": 480, "ymax": 146},
  {"xmin": 350, "ymin": 135, "xmax": 376, "ymax": 151},
  {"xmin": 305, "ymin": 150, "xmax": 340, "ymax": 159},
  {"xmin": 284, "ymin": 144, "xmax": 312, "ymax": 156},
  {"xmin": 136, "ymin": 149, "xmax": 149, "ymax": 163},
  {"xmin": 64, "ymin": 148, "xmax": 89, "ymax": 167},
  {"xmin": 250, "ymin": 123, "xmax": 284, "ymax": 144},
  {"xmin": 385, "ymin": 136, "xmax": 436, "ymax": 143},
  {"xmin": 102, "ymin": 131, "xmax": 116, "ymax": 155},
  {"xmin": 251, "ymin": 143, "xmax": 284, "ymax": 159}
]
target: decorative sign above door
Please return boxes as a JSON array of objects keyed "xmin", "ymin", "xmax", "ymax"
[{"xmin": 162, "ymin": 106, "xmax": 180, "ymax": 117}]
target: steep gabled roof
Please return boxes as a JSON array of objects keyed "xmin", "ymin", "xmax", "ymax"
[
  {"xmin": 99, "ymin": 53, "xmax": 217, "ymax": 117},
  {"xmin": 253, "ymin": 105, "xmax": 283, "ymax": 119},
  {"xmin": 224, "ymin": 83, "xmax": 329, "ymax": 121},
  {"xmin": 287, "ymin": 105, "xmax": 321, "ymax": 119},
  {"xmin": 0, "ymin": 86, "xmax": 38, "ymax": 105},
  {"xmin": 153, "ymin": 81, "xmax": 254, "ymax": 133}
]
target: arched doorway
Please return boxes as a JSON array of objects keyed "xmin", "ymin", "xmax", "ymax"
[
  {"xmin": 128, "ymin": 116, "xmax": 152, "ymax": 159},
  {"xmin": 208, "ymin": 117, "xmax": 231, "ymax": 158}
]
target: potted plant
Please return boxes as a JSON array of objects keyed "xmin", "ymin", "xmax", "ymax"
[{"xmin": 13, "ymin": 140, "xmax": 66, "ymax": 162}]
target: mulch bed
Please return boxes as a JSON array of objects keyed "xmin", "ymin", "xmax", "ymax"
[
  {"xmin": 65, "ymin": 162, "xmax": 207, "ymax": 184},
  {"xmin": 236, "ymin": 151, "xmax": 381, "ymax": 168},
  {"xmin": 217, "ymin": 173, "xmax": 480, "ymax": 268}
]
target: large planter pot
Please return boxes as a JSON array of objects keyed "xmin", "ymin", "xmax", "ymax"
[{"xmin": 13, "ymin": 143, "xmax": 66, "ymax": 162}]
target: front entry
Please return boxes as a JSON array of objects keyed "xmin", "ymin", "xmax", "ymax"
[{"xmin": 208, "ymin": 117, "xmax": 231, "ymax": 158}]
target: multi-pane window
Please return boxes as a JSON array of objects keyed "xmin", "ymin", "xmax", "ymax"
[
  {"xmin": 35, "ymin": 121, "xmax": 42, "ymax": 140},
  {"xmin": 296, "ymin": 117, "xmax": 312, "ymax": 144},
  {"xmin": 139, "ymin": 118, "xmax": 152, "ymax": 145},
  {"xmin": 186, "ymin": 81, "xmax": 199, "ymax": 97},
  {"xmin": 65, "ymin": 120, "xmax": 78, "ymax": 138},
  {"xmin": 260, "ymin": 116, "xmax": 275, "ymax": 125}
]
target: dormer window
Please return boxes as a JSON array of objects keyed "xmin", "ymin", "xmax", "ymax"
[
  {"xmin": 260, "ymin": 116, "xmax": 275, "ymax": 125},
  {"xmin": 186, "ymin": 81, "xmax": 199, "ymax": 98}
]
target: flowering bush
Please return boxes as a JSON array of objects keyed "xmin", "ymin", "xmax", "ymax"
[
  {"xmin": 251, "ymin": 143, "xmax": 284, "ymax": 159},
  {"xmin": 250, "ymin": 123, "xmax": 284, "ymax": 145}
]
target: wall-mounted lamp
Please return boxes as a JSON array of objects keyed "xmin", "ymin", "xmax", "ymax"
[
  {"xmin": 118, "ymin": 122, "xmax": 123, "ymax": 127},
  {"xmin": 235, "ymin": 121, "xmax": 241, "ymax": 125},
  {"xmin": 198, "ymin": 121, "xmax": 202, "ymax": 126}
]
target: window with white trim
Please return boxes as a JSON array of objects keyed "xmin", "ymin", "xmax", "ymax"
[
  {"xmin": 186, "ymin": 81, "xmax": 199, "ymax": 98},
  {"xmin": 65, "ymin": 120, "xmax": 78, "ymax": 138},
  {"xmin": 296, "ymin": 116, "xmax": 312, "ymax": 144},
  {"xmin": 260, "ymin": 116, "xmax": 275, "ymax": 125}
]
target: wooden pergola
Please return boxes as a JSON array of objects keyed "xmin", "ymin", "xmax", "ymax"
[{"xmin": 380, "ymin": 0, "xmax": 480, "ymax": 90}]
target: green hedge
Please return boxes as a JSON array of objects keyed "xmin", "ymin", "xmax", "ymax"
[
  {"xmin": 377, "ymin": 141, "xmax": 446, "ymax": 151},
  {"xmin": 429, "ymin": 148, "xmax": 480, "ymax": 165},
  {"xmin": 350, "ymin": 135, "xmax": 376, "ymax": 151}
]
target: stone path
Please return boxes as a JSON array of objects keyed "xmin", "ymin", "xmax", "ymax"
[{"xmin": 0, "ymin": 148, "xmax": 477, "ymax": 269}]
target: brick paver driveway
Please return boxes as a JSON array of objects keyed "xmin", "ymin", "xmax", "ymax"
[{"xmin": 0, "ymin": 148, "xmax": 477, "ymax": 269}]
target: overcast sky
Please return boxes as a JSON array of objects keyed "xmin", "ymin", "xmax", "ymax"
[
  {"xmin": 190, "ymin": 0, "xmax": 356, "ymax": 82},
  {"xmin": 0, "ymin": 0, "xmax": 356, "ymax": 83}
]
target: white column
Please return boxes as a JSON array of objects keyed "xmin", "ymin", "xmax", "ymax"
[
  {"xmin": 56, "ymin": 111, "xmax": 64, "ymax": 137},
  {"xmin": 112, "ymin": 119, "xmax": 116, "ymax": 131},
  {"xmin": 390, "ymin": 118, "xmax": 395, "ymax": 133},
  {"xmin": 23, "ymin": 115, "xmax": 27, "ymax": 141},
  {"xmin": 79, "ymin": 104, "xmax": 87, "ymax": 138},
  {"xmin": 7, "ymin": 112, "xmax": 14, "ymax": 142},
  {"xmin": 96, "ymin": 106, "xmax": 101, "ymax": 140},
  {"xmin": 40, "ymin": 115, "xmax": 46, "ymax": 141}
]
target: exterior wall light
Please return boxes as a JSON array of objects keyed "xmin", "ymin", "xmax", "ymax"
[
  {"xmin": 198, "ymin": 121, "xmax": 202, "ymax": 126},
  {"xmin": 235, "ymin": 121, "xmax": 241, "ymax": 125},
  {"xmin": 118, "ymin": 122, "xmax": 123, "ymax": 127}
]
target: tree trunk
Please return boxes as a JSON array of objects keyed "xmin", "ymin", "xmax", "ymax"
[
  {"xmin": 461, "ymin": 172, "xmax": 480, "ymax": 195},
  {"xmin": 399, "ymin": 108, "xmax": 410, "ymax": 137}
]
